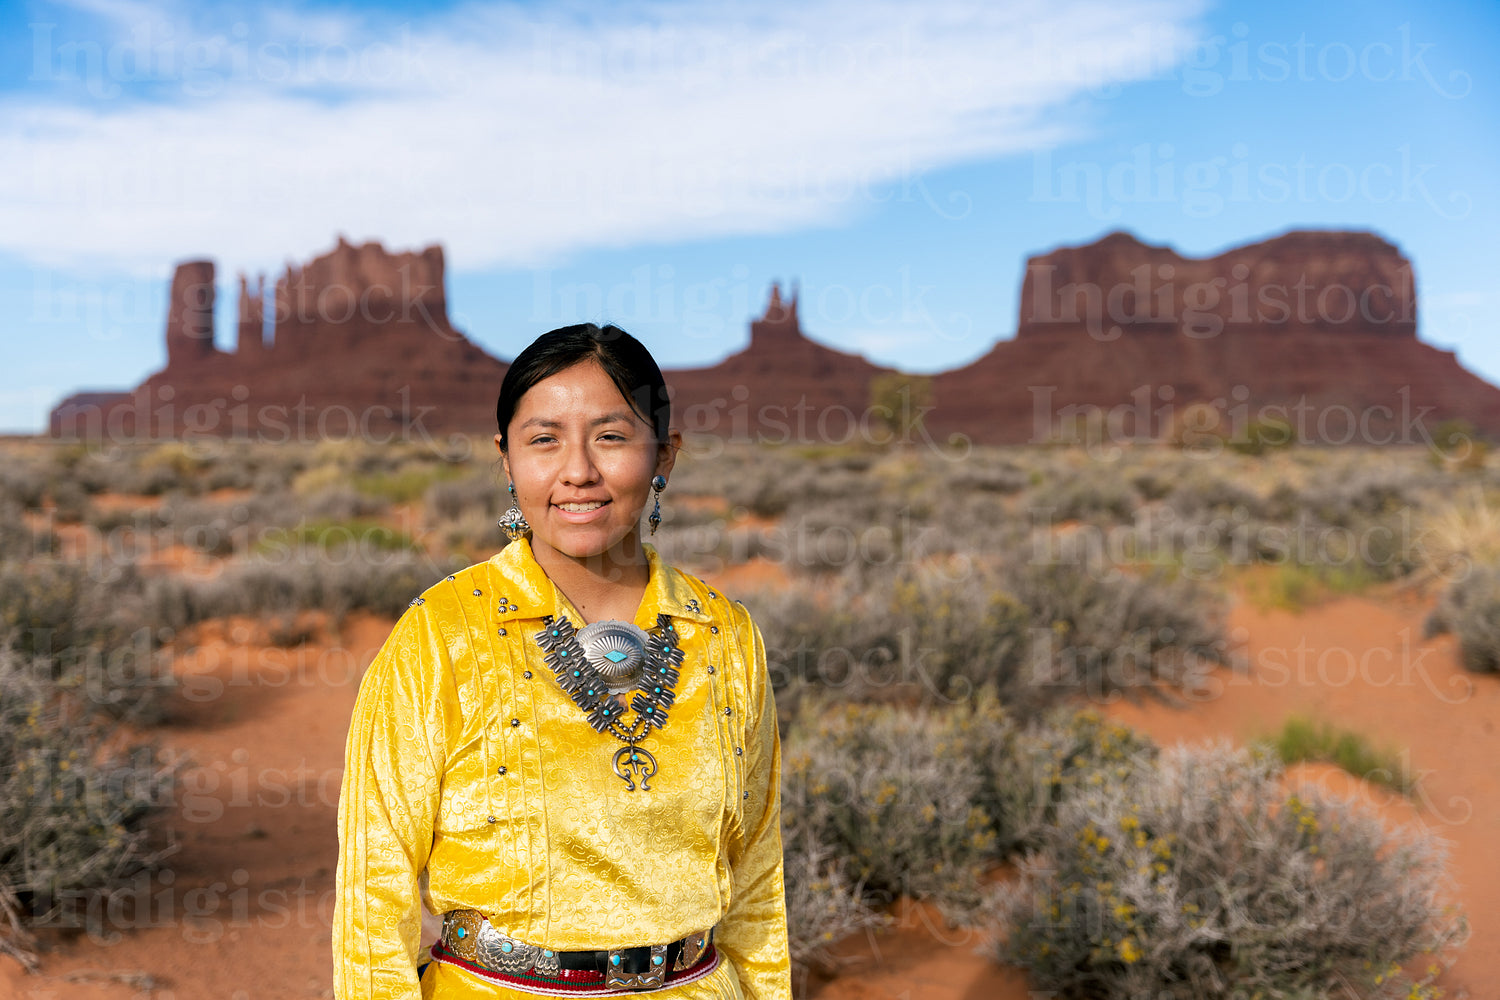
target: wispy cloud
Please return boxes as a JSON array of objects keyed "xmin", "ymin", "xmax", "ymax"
[{"xmin": 3, "ymin": 0, "xmax": 1207, "ymax": 278}]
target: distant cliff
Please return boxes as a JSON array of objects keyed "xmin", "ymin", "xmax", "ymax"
[
  {"xmin": 50, "ymin": 229, "xmax": 1500, "ymax": 447},
  {"xmin": 928, "ymin": 229, "xmax": 1499, "ymax": 445}
]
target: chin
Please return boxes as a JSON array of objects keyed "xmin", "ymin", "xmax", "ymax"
[{"xmin": 541, "ymin": 523, "xmax": 639, "ymax": 560}]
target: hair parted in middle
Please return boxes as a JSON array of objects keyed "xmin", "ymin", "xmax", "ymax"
[{"xmin": 494, "ymin": 323, "xmax": 671, "ymax": 451}]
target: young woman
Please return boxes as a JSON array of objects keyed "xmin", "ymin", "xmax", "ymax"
[{"xmin": 333, "ymin": 325, "xmax": 791, "ymax": 1000}]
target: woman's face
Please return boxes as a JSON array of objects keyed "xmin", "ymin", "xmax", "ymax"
[{"xmin": 498, "ymin": 359, "xmax": 677, "ymax": 565}]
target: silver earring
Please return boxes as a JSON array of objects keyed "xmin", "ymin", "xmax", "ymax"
[
  {"xmin": 499, "ymin": 481, "xmax": 530, "ymax": 541},
  {"xmin": 648, "ymin": 475, "xmax": 666, "ymax": 536}
]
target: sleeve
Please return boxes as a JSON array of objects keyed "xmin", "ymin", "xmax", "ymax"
[
  {"xmin": 333, "ymin": 604, "xmax": 452, "ymax": 1000},
  {"xmin": 714, "ymin": 608, "xmax": 793, "ymax": 1000}
]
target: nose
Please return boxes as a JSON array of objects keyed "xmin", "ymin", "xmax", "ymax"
[{"xmin": 558, "ymin": 439, "xmax": 601, "ymax": 486}]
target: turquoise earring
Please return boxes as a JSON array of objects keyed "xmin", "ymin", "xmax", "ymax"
[
  {"xmin": 648, "ymin": 475, "xmax": 666, "ymax": 535},
  {"xmin": 499, "ymin": 481, "xmax": 530, "ymax": 540}
]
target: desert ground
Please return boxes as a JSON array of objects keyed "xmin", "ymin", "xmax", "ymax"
[{"xmin": 2, "ymin": 438, "xmax": 1495, "ymax": 1000}]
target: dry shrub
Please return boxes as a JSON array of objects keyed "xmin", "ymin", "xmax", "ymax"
[
  {"xmin": 0, "ymin": 461, "xmax": 48, "ymax": 508},
  {"xmin": 782, "ymin": 700, "xmax": 999, "ymax": 920},
  {"xmin": 1026, "ymin": 465, "xmax": 1144, "ymax": 524},
  {"xmin": 974, "ymin": 706, "xmax": 1158, "ymax": 858},
  {"xmin": 425, "ymin": 467, "xmax": 506, "ymax": 522},
  {"xmin": 778, "ymin": 696, "xmax": 1159, "ymax": 989},
  {"xmin": 750, "ymin": 563, "xmax": 1032, "ymax": 709},
  {"xmin": 0, "ymin": 500, "xmax": 55, "ymax": 562},
  {"xmin": 0, "ymin": 563, "xmax": 175, "ymax": 723},
  {"xmin": 1424, "ymin": 563, "xmax": 1500, "ymax": 674},
  {"xmin": 136, "ymin": 550, "xmax": 466, "ymax": 628},
  {"xmin": 1002, "ymin": 554, "xmax": 1231, "ymax": 706},
  {"xmin": 779, "ymin": 786, "xmax": 890, "ymax": 983},
  {"xmin": 989, "ymin": 742, "xmax": 1466, "ymax": 1000},
  {"xmin": 751, "ymin": 550, "xmax": 1228, "ymax": 713},
  {"xmin": 0, "ymin": 649, "xmax": 178, "ymax": 967}
]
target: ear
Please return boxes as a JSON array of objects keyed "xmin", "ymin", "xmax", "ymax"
[
  {"xmin": 494, "ymin": 433, "xmax": 510, "ymax": 482},
  {"xmin": 654, "ymin": 430, "xmax": 682, "ymax": 482}
]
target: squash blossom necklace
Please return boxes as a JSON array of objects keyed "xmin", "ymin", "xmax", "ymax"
[{"xmin": 534, "ymin": 614, "xmax": 683, "ymax": 790}]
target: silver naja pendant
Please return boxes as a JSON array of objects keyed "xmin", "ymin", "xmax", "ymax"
[
  {"xmin": 613, "ymin": 745, "xmax": 658, "ymax": 791},
  {"xmin": 575, "ymin": 620, "xmax": 650, "ymax": 692}
]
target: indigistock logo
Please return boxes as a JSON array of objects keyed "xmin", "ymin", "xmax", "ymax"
[
  {"xmin": 1172, "ymin": 21, "xmax": 1471, "ymax": 99},
  {"xmin": 1027, "ymin": 611, "xmax": 1474, "ymax": 710},
  {"xmin": 31, "ymin": 867, "xmax": 338, "ymax": 948},
  {"xmin": 23, "ymin": 503, "xmax": 451, "ymax": 582},
  {"xmin": 765, "ymin": 630, "xmax": 978, "ymax": 704},
  {"xmin": 529, "ymin": 264, "xmax": 962, "ymax": 344},
  {"xmin": 676, "ymin": 385, "xmax": 967, "ymax": 458},
  {"xmin": 28, "ymin": 17, "xmax": 440, "ymax": 99},
  {"xmin": 1031, "ymin": 142, "xmax": 1469, "ymax": 221},
  {"xmin": 51, "ymin": 385, "xmax": 472, "ymax": 458},
  {"xmin": 1028, "ymin": 384, "xmax": 1445, "ymax": 454},
  {"xmin": 1020, "ymin": 262, "xmax": 1415, "ymax": 341},
  {"xmin": 1024, "ymin": 498, "xmax": 1427, "ymax": 582},
  {"xmin": 664, "ymin": 504, "xmax": 947, "ymax": 578}
]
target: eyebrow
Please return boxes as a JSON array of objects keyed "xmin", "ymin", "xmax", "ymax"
[{"xmin": 519, "ymin": 412, "xmax": 637, "ymax": 430}]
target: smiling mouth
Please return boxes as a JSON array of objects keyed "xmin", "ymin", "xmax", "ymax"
[{"xmin": 555, "ymin": 500, "xmax": 609, "ymax": 512}]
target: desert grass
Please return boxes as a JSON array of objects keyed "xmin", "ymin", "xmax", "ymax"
[
  {"xmin": 1262, "ymin": 714, "xmax": 1417, "ymax": 795},
  {"xmin": 1409, "ymin": 484, "xmax": 1500, "ymax": 584}
]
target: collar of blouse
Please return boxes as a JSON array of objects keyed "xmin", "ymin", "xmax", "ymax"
[{"xmin": 486, "ymin": 535, "xmax": 723, "ymax": 631}]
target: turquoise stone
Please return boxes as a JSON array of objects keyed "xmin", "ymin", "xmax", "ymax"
[
  {"xmin": 652, "ymin": 955, "xmax": 664, "ymax": 966},
  {"xmin": 501, "ymin": 941, "xmax": 513, "ymax": 953},
  {"xmin": 611, "ymin": 955, "xmax": 621, "ymax": 966},
  {"xmin": 604, "ymin": 649, "xmax": 628, "ymax": 663},
  {"xmin": 456, "ymin": 927, "xmax": 467, "ymax": 938}
]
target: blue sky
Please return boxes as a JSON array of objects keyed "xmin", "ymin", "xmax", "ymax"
[{"xmin": 2, "ymin": 0, "xmax": 1496, "ymax": 433}]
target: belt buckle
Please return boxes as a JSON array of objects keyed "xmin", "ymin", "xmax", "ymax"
[
  {"xmin": 441, "ymin": 909, "xmax": 561, "ymax": 976},
  {"xmin": 672, "ymin": 928, "xmax": 711, "ymax": 972},
  {"xmin": 605, "ymin": 944, "xmax": 667, "ymax": 990}
]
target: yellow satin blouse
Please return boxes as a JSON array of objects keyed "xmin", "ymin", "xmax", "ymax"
[{"xmin": 333, "ymin": 538, "xmax": 791, "ymax": 1000}]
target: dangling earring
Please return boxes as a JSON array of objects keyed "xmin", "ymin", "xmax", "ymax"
[
  {"xmin": 648, "ymin": 475, "xmax": 666, "ymax": 536},
  {"xmin": 499, "ymin": 481, "xmax": 530, "ymax": 541}
]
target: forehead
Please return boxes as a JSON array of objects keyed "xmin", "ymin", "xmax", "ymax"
[{"xmin": 512, "ymin": 359, "xmax": 647, "ymax": 423}]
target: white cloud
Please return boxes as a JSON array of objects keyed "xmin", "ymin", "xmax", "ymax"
[{"xmin": 2, "ymin": 0, "xmax": 1207, "ymax": 279}]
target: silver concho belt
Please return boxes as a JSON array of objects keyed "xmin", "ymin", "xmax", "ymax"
[{"xmin": 439, "ymin": 909, "xmax": 715, "ymax": 991}]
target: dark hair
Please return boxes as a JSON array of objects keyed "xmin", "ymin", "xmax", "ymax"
[{"xmin": 495, "ymin": 324, "xmax": 670, "ymax": 450}]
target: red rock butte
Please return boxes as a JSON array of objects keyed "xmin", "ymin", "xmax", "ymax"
[
  {"xmin": 929, "ymin": 229, "xmax": 1500, "ymax": 445},
  {"xmin": 49, "ymin": 229, "xmax": 1500, "ymax": 447}
]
